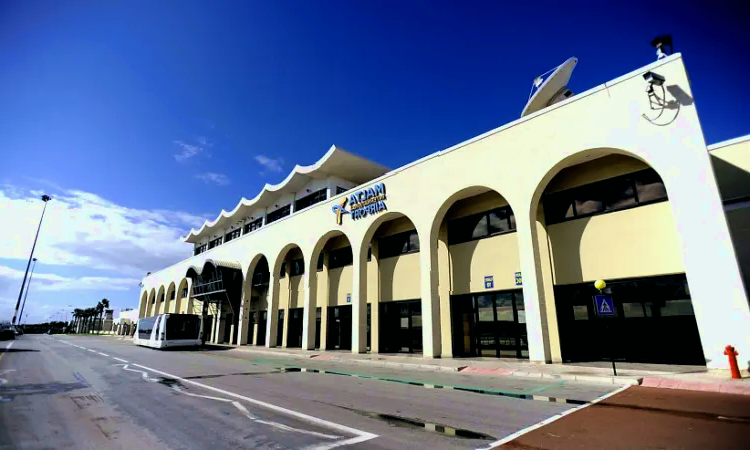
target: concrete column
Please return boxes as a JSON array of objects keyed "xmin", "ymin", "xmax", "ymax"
[
  {"xmin": 418, "ymin": 227, "xmax": 441, "ymax": 358},
  {"xmin": 515, "ymin": 205, "xmax": 555, "ymax": 363},
  {"xmin": 534, "ymin": 207, "xmax": 562, "ymax": 362},
  {"xmin": 265, "ymin": 277, "xmax": 280, "ymax": 348},
  {"xmin": 367, "ymin": 242, "xmax": 380, "ymax": 353},
  {"xmin": 281, "ymin": 308, "xmax": 289, "ymax": 347},
  {"xmin": 351, "ymin": 243, "xmax": 368, "ymax": 353},
  {"xmin": 437, "ymin": 222, "xmax": 453, "ymax": 358},
  {"xmin": 251, "ymin": 319, "xmax": 258, "ymax": 346},
  {"xmin": 302, "ymin": 262, "xmax": 318, "ymax": 350},
  {"xmin": 319, "ymin": 253, "xmax": 330, "ymax": 350},
  {"xmin": 238, "ymin": 290, "xmax": 250, "ymax": 345}
]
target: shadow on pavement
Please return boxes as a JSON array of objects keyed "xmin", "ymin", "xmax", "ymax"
[{"xmin": 0, "ymin": 348, "xmax": 40, "ymax": 353}]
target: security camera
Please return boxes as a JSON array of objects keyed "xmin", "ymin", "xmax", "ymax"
[{"xmin": 643, "ymin": 71, "xmax": 665, "ymax": 86}]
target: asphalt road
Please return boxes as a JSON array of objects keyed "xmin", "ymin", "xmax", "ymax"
[{"xmin": 0, "ymin": 335, "xmax": 620, "ymax": 449}]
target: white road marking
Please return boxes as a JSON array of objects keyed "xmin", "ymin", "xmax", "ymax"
[
  {"xmin": 98, "ymin": 352, "xmax": 110, "ymax": 357},
  {"xmin": 476, "ymin": 385, "xmax": 631, "ymax": 450},
  {"xmin": 87, "ymin": 349, "xmax": 97, "ymax": 353},
  {"xmin": 133, "ymin": 363, "xmax": 377, "ymax": 448},
  {"xmin": 0, "ymin": 369, "xmax": 16, "ymax": 385},
  {"xmin": 113, "ymin": 357, "xmax": 129, "ymax": 363},
  {"xmin": 115, "ymin": 364, "xmax": 343, "ymax": 441}
]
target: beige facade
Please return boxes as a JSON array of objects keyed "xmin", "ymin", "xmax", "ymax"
[{"xmin": 136, "ymin": 54, "xmax": 750, "ymax": 371}]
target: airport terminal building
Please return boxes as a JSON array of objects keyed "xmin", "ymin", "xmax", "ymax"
[{"xmin": 137, "ymin": 54, "xmax": 750, "ymax": 370}]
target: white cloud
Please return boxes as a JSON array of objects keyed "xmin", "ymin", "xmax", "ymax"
[
  {"xmin": 255, "ymin": 155, "xmax": 284, "ymax": 174},
  {"xmin": 195, "ymin": 172, "xmax": 230, "ymax": 186},
  {"xmin": 173, "ymin": 140, "xmax": 207, "ymax": 162},
  {"xmin": 0, "ymin": 266, "xmax": 138, "ymax": 292},
  {"xmin": 0, "ymin": 185, "xmax": 210, "ymax": 279}
]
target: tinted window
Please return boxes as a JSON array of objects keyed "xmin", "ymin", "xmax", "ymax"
[
  {"xmin": 336, "ymin": 186, "xmax": 348, "ymax": 195},
  {"xmin": 329, "ymin": 247, "xmax": 353, "ymax": 269},
  {"xmin": 544, "ymin": 169, "xmax": 667, "ymax": 224},
  {"xmin": 290, "ymin": 258, "xmax": 304, "ymax": 276},
  {"xmin": 636, "ymin": 169, "xmax": 668, "ymax": 203},
  {"xmin": 138, "ymin": 316, "xmax": 156, "ymax": 339},
  {"xmin": 317, "ymin": 253, "xmax": 324, "ymax": 271},
  {"xmin": 280, "ymin": 262, "xmax": 286, "ymax": 278},
  {"xmin": 243, "ymin": 218, "xmax": 263, "ymax": 234},
  {"xmin": 267, "ymin": 204, "xmax": 291, "ymax": 224},
  {"xmin": 379, "ymin": 230, "xmax": 419, "ymax": 259},
  {"xmin": 224, "ymin": 228, "xmax": 241, "ymax": 242},
  {"xmin": 448, "ymin": 206, "xmax": 515, "ymax": 245},
  {"xmin": 165, "ymin": 315, "xmax": 201, "ymax": 340},
  {"xmin": 295, "ymin": 189, "xmax": 328, "ymax": 212}
]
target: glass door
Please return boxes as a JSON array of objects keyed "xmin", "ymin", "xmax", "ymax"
[{"xmin": 475, "ymin": 294, "xmax": 497, "ymax": 357}]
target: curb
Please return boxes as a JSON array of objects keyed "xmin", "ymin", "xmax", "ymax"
[
  {"xmin": 641, "ymin": 377, "xmax": 750, "ymax": 395},
  {"xmin": 226, "ymin": 347, "xmax": 641, "ymax": 386}
]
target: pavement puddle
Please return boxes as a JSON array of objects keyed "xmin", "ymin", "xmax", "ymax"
[{"xmin": 333, "ymin": 404, "xmax": 495, "ymax": 441}]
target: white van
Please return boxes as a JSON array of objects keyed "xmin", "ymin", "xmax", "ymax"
[{"xmin": 134, "ymin": 314, "xmax": 202, "ymax": 349}]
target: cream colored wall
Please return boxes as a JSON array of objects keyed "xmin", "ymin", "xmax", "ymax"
[
  {"xmin": 548, "ymin": 202, "xmax": 685, "ymax": 285},
  {"xmin": 726, "ymin": 207, "xmax": 750, "ymax": 293},
  {"xmin": 328, "ymin": 266, "xmax": 353, "ymax": 306},
  {"xmin": 710, "ymin": 138, "xmax": 750, "ymax": 201},
  {"xmin": 379, "ymin": 252, "xmax": 421, "ymax": 302},
  {"xmin": 445, "ymin": 191, "xmax": 510, "ymax": 220},
  {"xmin": 288, "ymin": 275, "xmax": 304, "ymax": 309},
  {"xmin": 450, "ymin": 233, "xmax": 521, "ymax": 294},
  {"xmin": 138, "ymin": 54, "xmax": 750, "ymax": 368}
]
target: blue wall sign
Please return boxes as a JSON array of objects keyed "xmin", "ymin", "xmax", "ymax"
[
  {"xmin": 593, "ymin": 295, "xmax": 616, "ymax": 317},
  {"xmin": 515, "ymin": 272, "xmax": 523, "ymax": 286},
  {"xmin": 333, "ymin": 183, "xmax": 387, "ymax": 224},
  {"xmin": 484, "ymin": 276, "xmax": 494, "ymax": 289},
  {"xmin": 346, "ymin": 293, "xmax": 351, "ymax": 304}
]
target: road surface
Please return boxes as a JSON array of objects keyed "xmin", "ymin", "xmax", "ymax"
[{"xmin": 1, "ymin": 335, "xmax": 619, "ymax": 449}]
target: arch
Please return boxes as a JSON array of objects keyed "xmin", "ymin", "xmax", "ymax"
[
  {"xmin": 525, "ymin": 146, "xmax": 706, "ymax": 365},
  {"xmin": 165, "ymin": 281, "xmax": 176, "ymax": 313},
  {"xmin": 177, "ymin": 278, "xmax": 189, "ymax": 314},
  {"xmin": 241, "ymin": 253, "xmax": 270, "ymax": 346},
  {"xmin": 358, "ymin": 210, "xmax": 423, "ymax": 354},
  {"xmin": 528, "ymin": 147, "xmax": 666, "ymax": 216},
  {"xmin": 155, "ymin": 285, "xmax": 166, "ymax": 315},
  {"xmin": 147, "ymin": 288, "xmax": 156, "ymax": 317},
  {"xmin": 272, "ymin": 243, "xmax": 305, "ymax": 277},
  {"xmin": 138, "ymin": 290, "xmax": 148, "ymax": 319},
  {"xmin": 427, "ymin": 185, "xmax": 523, "ymax": 359}
]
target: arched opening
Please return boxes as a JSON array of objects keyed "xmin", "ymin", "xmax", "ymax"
[
  {"xmin": 176, "ymin": 278, "xmax": 189, "ymax": 314},
  {"xmin": 271, "ymin": 244, "xmax": 305, "ymax": 348},
  {"xmin": 138, "ymin": 290, "xmax": 148, "ymax": 319},
  {"xmin": 155, "ymin": 286, "xmax": 165, "ymax": 315},
  {"xmin": 432, "ymin": 187, "xmax": 528, "ymax": 359},
  {"xmin": 311, "ymin": 231, "xmax": 354, "ymax": 351},
  {"xmin": 242, "ymin": 255, "xmax": 270, "ymax": 346},
  {"xmin": 146, "ymin": 288, "xmax": 156, "ymax": 317},
  {"xmin": 165, "ymin": 282, "xmax": 176, "ymax": 313},
  {"xmin": 533, "ymin": 151, "xmax": 704, "ymax": 365},
  {"xmin": 362, "ymin": 212, "xmax": 422, "ymax": 354},
  {"xmin": 185, "ymin": 260, "xmax": 244, "ymax": 345}
]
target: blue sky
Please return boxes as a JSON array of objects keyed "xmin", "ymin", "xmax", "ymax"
[{"xmin": 1, "ymin": 1, "xmax": 748, "ymax": 322}]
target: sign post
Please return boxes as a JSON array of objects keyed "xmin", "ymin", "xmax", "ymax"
[{"xmin": 593, "ymin": 279, "xmax": 618, "ymax": 376}]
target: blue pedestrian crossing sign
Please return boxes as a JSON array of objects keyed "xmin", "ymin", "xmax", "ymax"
[{"xmin": 593, "ymin": 295, "xmax": 615, "ymax": 317}]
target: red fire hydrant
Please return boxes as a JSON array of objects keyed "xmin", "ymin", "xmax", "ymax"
[{"xmin": 724, "ymin": 345, "xmax": 742, "ymax": 379}]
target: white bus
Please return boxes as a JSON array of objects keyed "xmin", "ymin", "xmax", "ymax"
[{"xmin": 134, "ymin": 314, "xmax": 202, "ymax": 349}]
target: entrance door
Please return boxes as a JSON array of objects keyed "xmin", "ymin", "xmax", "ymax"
[
  {"xmin": 450, "ymin": 290, "xmax": 528, "ymax": 358},
  {"xmin": 326, "ymin": 305, "xmax": 352, "ymax": 350},
  {"xmin": 276, "ymin": 310, "xmax": 284, "ymax": 347},
  {"xmin": 256, "ymin": 311, "xmax": 267, "ymax": 346},
  {"xmin": 223, "ymin": 314, "xmax": 233, "ymax": 344},
  {"xmin": 287, "ymin": 308, "xmax": 303, "ymax": 348},
  {"xmin": 379, "ymin": 300, "xmax": 423, "ymax": 353},
  {"xmin": 315, "ymin": 307, "xmax": 321, "ymax": 349}
]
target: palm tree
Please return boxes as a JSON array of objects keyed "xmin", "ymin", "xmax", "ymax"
[
  {"xmin": 99, "ymin": 298, "xmax": 109, "ymax": 333},
  {"xmin": 85, "ymin": 307, "xmax": 96, "ymax": 333},
  {"xmin": 72, "ymin": 309, "xmax": 82, "ymax": 333},
  {"xmin": 95, "ymin": 301, "xmax": 104, "ymax": 334}
]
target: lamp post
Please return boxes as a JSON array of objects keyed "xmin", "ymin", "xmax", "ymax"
[
  {"xmin": 18, "ymin": 258, "xmax": 37, "ymax": 326},
  {"xmin": 12, "ymin": 194, "xmax": 52, "ymax": 325}
]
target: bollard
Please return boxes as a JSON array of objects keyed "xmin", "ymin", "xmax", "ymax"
[{"xmin": 724, "ymin": 345, "xmax": 742, "ymax": 379}]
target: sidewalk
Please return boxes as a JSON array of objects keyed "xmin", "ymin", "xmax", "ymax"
[{"xmin": 212, "ymin": 345, "xmax": 750, "ymax": 395}]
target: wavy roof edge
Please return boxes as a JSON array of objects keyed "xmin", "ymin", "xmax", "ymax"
[{"xmin": 183, "ymin": 145, "xmax": 389, "ymax": 243}]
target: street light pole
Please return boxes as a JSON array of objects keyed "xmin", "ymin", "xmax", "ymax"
[
  {"xmin": 18, "ymin": 258, "xmax": 37, "ymax": 326},
  {"xmin": 12, "ymin": 194, "xmax": 52, "ymax": 325}
]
